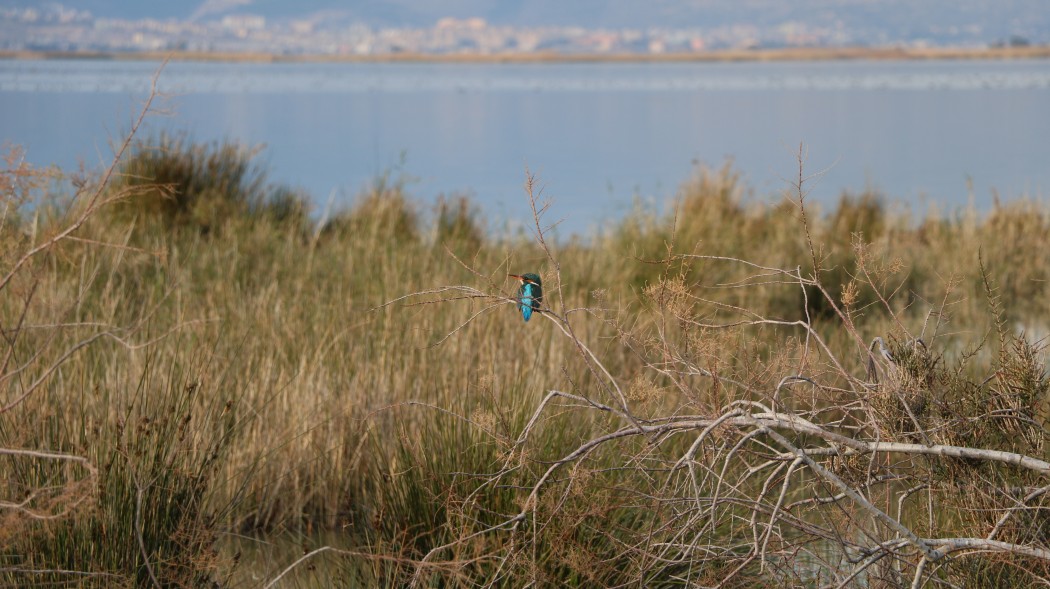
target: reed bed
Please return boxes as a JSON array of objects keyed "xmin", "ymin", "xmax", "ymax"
[{"xmin": 2, "ymin": 122, "xmax": 1049, "ymax": 587}]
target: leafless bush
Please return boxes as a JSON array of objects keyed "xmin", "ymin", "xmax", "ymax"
[{"xmin": 331, "ymin": 152, "xmax": 1050, "ymax": 588}]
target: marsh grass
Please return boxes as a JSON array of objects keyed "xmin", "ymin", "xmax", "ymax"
[
  {"xmin": 109, "ymin": 132, "xmax": 311, "ymax": 236},
  {"xmin": 2, "ymin": 133, "xmax": 1050, "ymax": 587},
  {"xmin": 5, "ymin": 344, "xmax": 242, "ymax": 587}
]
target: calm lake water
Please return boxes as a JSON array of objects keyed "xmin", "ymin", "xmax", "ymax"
[{"xmin": 2, "ymin": 58, "xmax": 1049, "ymax": 234}]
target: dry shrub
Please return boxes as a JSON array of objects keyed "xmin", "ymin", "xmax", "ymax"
[
  {"xmin": 376, "ymin": 164, "xmax": 1050, "ymax": 588},
  {"xmin": 108, "ymin": 132, "xmax": 310, "ymax": 235}
]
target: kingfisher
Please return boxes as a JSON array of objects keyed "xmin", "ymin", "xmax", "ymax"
[{"xmin": 509, "ymin": 273, "xmax": 543, "ymax": 322}]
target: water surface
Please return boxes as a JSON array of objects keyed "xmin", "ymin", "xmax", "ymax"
[{"xmin": 2, "ymin": 59, "xmax": 1048, "ymax": 233}]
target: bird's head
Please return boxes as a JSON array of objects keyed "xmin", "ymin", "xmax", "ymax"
[{"xmin": 509, "ymin": 273, "xmax": 542, "ymax": 286}]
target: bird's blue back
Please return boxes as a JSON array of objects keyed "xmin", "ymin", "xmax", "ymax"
[{"xmin": 520, "ymin": 282, "xmax": 537, "ymax": 322}]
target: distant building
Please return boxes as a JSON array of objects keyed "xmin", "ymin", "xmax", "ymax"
[
  {"xmin": 218, "ymin": 14, "xmax": 262, "ymax": 38},
  {"xmin": 436, "ymin": 17, "xmax": 487, "ymax": 31}
]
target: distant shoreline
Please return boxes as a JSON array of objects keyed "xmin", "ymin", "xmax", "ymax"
[{"xmin": 3, "ymin": 45, "xmax": 1050, "ymax": 64}]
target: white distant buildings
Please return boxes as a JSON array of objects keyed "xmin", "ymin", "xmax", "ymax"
[
  {"xmin": 0, "ymin": 5, "xmax": 1015, "ymax": 55},
  {"xmin": 221, "ymin": 14, "xmax": 265, "ymax": 37}
]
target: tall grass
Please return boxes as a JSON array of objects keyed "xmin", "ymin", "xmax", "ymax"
[{"xmin": 2, "ymin": 134, "xmax": 1049, "ymax": 587}]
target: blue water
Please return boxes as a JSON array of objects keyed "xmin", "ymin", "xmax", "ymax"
[{"xmin": 2, "ymin": 58, "xmax": 1049, "ymax": 233}]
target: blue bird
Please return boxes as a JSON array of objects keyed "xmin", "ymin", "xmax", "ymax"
[{"xmin": 509, "ymin": 273, "xmax": 542, "ymax": 322}]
